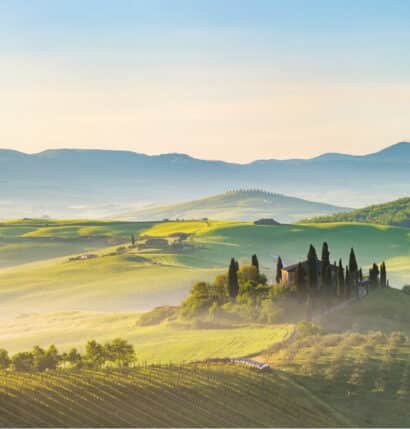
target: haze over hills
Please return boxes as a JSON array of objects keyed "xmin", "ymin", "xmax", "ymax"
[
  {"xmin": 303, "ymin": 197, "xmax": 410, "ymax": 227},
  {"xmin": 0, "ymin": 142, "xmax": 409, "ymax": 219},
  {"xmin": 118, "ymin": 190, "xmax": 349, "ymax": 223}
]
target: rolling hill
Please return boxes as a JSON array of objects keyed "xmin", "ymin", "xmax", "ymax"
[
  {"xmin": 0, "ymin": 142, "xmax": 409, "ymax": 218},
  {"xmin": 118, "ymin": 190, "xmax": 349, "ymax": 223},
  {"xmin": 303, "ymin": 197, "xmax": 410, "ymax": 227},
  {"xmin": 0, "ymin": 219, "xmax": 409, "ymax": 317}
]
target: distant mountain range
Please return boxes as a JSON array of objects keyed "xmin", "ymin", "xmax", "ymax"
[
  {"xmin": 117, "ymin": 190, "xmax": 349, "ymax": 223},
  {"xmin": 303, "ymin": 197, "xmax": 410, "ymax": 227},
  {"xmin": 0, "ymin": 142, "xmax": 409, "ymax": 219}
]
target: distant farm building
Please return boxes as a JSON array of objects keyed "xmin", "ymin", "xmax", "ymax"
[
  {"xmin": 69, "ymin": 253, "xmax": 97, "ymax": 262},
  {"xmin": 254, "ymin": 218, "xmax": 280, "ymax": 226},
  {"xmin": 281, "ymin": 260, "xmax": 337, "ymax": 286}
]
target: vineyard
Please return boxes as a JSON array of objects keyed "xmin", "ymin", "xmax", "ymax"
[
  {"xmin": 0, "ymin": 363, "xmax": 346, "ymax": 427},
  {"xmin": 261, "ymin": 330, "xmax": 410, "ymax": 426}
]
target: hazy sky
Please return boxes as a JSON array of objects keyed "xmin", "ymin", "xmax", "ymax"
[{"xmin": 1, "ymin": 0, "xmax": 410, "ymax": 162}]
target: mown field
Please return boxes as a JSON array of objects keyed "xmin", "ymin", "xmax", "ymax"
[
  {"xmin": 0, "ymin": 311, "xmax": 292, "ymax": 360},
  {"xmin": 260, "ymin": 329, "xmax": 410, "ymax": 427},
  {"xmin": 0, "ymin": 219, "xmax": 408, "ymax": 316},
  {"xmin": 0, "ymin": 364, "xmax": 348, "ymax": 427}
]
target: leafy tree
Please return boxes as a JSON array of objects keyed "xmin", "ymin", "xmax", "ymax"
[
  {"xmin": 85, "ymin": 340, "xmax": 106, "ymax": 368},
  {"xmin": 0, "ymin": 349, "xmax": 10, "ymax": 369},
  {"xmin": 32, "ymin": 346, "xmax": 46, "ymax": 371},
  {"xmin": 44, "ymin": 345, "xmax": 60, "ymax": 370},
  {"xmin": 251, "ymin": 254, "xmax": 259, "ymax": 274},
  {"xmin": 276, "ymin": 256, "xmax": 283, "ymax": 284},
  {"xmin": 211, "ymin": 274, "xmax": 228, "ymax": 304},
  {"xmin": 228, "ymin": 258, "xmax": 239, "ymax": 301},
  {"xmin": 306, "ymin": 245, "xmax": 318, "ymax": 290},
  {"xmin": 105, "ymin": 338, "xmax": 135, "ymax": 367},
  {"xmin": 67, "ymin": 348, "xmax": 82, "ymax": 368},
  {"xmin": 11, "ymin": 352, "xmax": 34, "ymax": 371},
  {"xmin": 239, "ymin": 265, "xmax": 259, "ymax": 283}
]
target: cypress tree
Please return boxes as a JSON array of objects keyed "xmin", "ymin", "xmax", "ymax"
[
  {"xmin": 320, "ymin": 242, "xmax": 330, "ymax": 288},
  {"xmin": 307, "ymin": 244, "xmax": 318, "ymax": 290},
  {"xmin": 349, "ymin": 248, "xmax": 359, "ymax": 298},
  {"xmin": 227, "ymin": 258, "xmax": 239, "ymax": 300},
  {"xmin": 345, "ymin": 266, "xmax": 351, "ymax": 299},
  {"xmin": 276, "ymin": 256, "xmax": 283, "ymax": 284},
  {"xmin": 336, "ymin": 259, "xmax": 344, "ymax": 298},
  {"xmin": 380, "ymin": 262, "xmax": 387, "ymax": 288},
  {"xmin": 295, "ymin": 262, "xmax": 306, "ymax": 298},
  {"xmin": 251, "ymin": 254, "xmax": 259, "ymax": 274},
  {"xmin": 369, "ymin": 263, "xmax": 380, "ymax": 289}
]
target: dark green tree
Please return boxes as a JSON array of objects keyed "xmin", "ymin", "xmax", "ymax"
[
  {"xmin": 307, "ymin": 245, "xmax": 318, "ymax": 290},
  {"xmin": 131, "ymin": 234, "xmax": 136, "ymax": 247},
  {"xmin": 251, "ymin": 254, "xmax": 259, "ymax": 274},
  {"xmin": 345, "ymin": 266, "xmax": 351, "ymax": 298},
  {"xmin": 228, "ymin": 258, "xmax": 239, "ymax": 300},
  {"xmin": 276, "ymin": 256, "xmax": 283, "ymax": 284},
  {"xmin": 320, "ymin": 242, "xmax": 330, "ymax": 288},
  {"xmin": 336, "ymin": 259, "xmax": 345, "ymax": 298},
  {"xmin": 295, "ymin": 262, "xmax": 306, "ymax": 298},
  {"xmin": 380, "ymin": 262, "xmax": 387, "ymax": 288},
  {"xmin": 85, "ymin": 340, "xmax": 106, "ymax": 368},
  {"xmin": 349, "ymin": 248, "xmax": 359, "ymax": 298},
  {"xmin": 369, "ymin": 263, "xmax": 380, "ymax": 288},
  {"xmin": 0, "ymin": 349, "xmax": 10, "ymax": 369}
]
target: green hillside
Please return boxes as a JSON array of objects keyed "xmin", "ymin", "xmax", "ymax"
[
  {"xmin": 119, "ymin": 190, "xmax": 349, "ymax": 223},
  {"xmin": 0, "ymin": 218, "xmax": 156, "ymax": 268},
  {"xmin": 304, "ymin": 197, "xmax": 410, "ymax": 227},
  {"xmin": 0, "ymin": 364, "xmax": 348, "ymax": 427},
  {"xmin": 262, "ymin": 328, "xmax": 410, "ymax": 427},
  {"xmin": 0, "ymin": 310, "xmax": 292, "ymax": 358},
  {"xmin": 0, "ymin": 219, "xmax": 408, "ymax": 316}
]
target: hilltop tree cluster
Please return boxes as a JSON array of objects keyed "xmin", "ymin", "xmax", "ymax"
[
  {"xmin": 0, "ymin": 338, "xmax": 135, "ymax": 372},
  {"xmin": 180, "ymin": 244, "xmax": 388, "ymax": 323},
  {"xmin": 277, "ymin": 243, "xmax": 388, "ymax": 303}
]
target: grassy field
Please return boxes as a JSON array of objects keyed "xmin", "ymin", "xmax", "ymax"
[
  {"xmin": 261, "ymin": 329, "xmax": 410, "ymax": 427},
  {"xmin": 0, "ymin": 364, "xmax": 348, "ymax": 427},
  {"xmin": 0, "ymin": 219, "xmax": 408, "ymax": 316},
  {"xmin": 0, "ymin": 219, "xmax": 156, "ymax": 268},
  {"xmin": 0, "ymin": 310, "xmax": 292, "ymax": 359}
]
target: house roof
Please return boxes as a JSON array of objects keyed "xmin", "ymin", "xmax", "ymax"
[{"xmin": 282, "ymin": 259, "xmax": 337, "ymax": 273}]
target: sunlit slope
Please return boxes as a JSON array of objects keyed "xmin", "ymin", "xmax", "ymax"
[
  {"xmin": 0, "ymin": 365, "xmax": 348, "ymax": 427},
  {"xmin": 0, "ymin": 219, "xmax": 155, "ymax": 268},
  {"xmin": 119, "ymin": 190, "xmax": 348, "ymax": 223},
  {"xmin": 0, "ymin": 220, "xmax": 408, "ymax": 315},
  {"xmin": 0, "ymin": 311, "xmax": 291, "ymax": 358},
  {"xmin": 261, "ymin": 330, "xmax": 410, "ymax": 427}
]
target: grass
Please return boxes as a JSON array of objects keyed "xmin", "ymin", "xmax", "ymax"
[
  {"xmin": 0, "ymin": 219, "xmax": 408, "ymax": 316},
  {"xmin": 0, "ymin": 364, "xmax": 348, "ymax": 427},
  {"xmin": 0, "ymin": 310, "xmax": 292, "ymax": 360}
]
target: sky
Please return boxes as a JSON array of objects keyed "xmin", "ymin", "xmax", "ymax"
[{"xmin": 0, "ymin": 0, "xmax": 409, "ymax": 162}]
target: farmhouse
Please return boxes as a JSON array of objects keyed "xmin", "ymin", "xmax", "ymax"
[{"xmin": 281, "ymin": 259, "xmax": 337, "ymax": 286}]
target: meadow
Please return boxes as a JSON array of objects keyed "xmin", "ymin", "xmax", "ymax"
[
  {"xmin": 0, "ymin": 219, "xmax": 408, "ymax": 317},
  {"xmin": 0, "ymin": 310, "xmax": 292, "ymax": 359}
]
